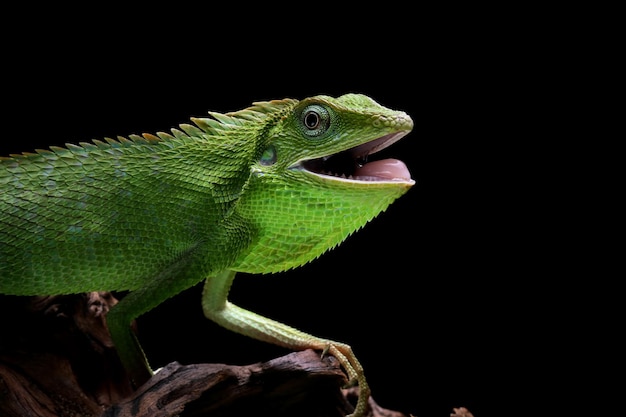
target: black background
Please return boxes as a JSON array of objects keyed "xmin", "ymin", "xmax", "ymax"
[{"xmin": 1, "ymin": 10, "xmax": 566, "ymax": 417}]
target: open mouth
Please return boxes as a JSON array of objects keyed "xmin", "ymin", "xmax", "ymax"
[{"xmin": 300, "ymin": 132, "xmax": 413, "ymax": 183}]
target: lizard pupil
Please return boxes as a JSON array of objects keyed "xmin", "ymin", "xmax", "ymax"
[{"xmin": 304, "ymin": 111, "xmax": 320, "ymax": 129}]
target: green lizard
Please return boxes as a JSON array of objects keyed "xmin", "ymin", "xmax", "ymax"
[{"xmin": 0, "ymin": 93, "xmax": 413, "ymax": 417}]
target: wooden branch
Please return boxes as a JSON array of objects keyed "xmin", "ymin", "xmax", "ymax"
[
  {"xmin": 106, "ymin": 352, "xmax": 352, "ymax": 417},
  {"xmin": 0, "ymin": 293, "xmax": 409, "ymax": 417},
  {"xmin": 450, "ymin": 407, "xmax": 475, "ymax": 417}
]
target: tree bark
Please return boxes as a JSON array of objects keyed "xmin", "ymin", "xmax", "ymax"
[{"xmin": 0, "ymin": 292, "xmax": 408, "ymax": 417}]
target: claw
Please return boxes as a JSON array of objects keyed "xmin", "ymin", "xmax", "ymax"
[{"xmin": 321, "ymin": 343, "xmax": 330, "ymax": 359}]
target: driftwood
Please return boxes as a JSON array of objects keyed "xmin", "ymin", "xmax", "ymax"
[{"xmin": 0, "ymin": 292, "xmax": 409, "ymax": 417}]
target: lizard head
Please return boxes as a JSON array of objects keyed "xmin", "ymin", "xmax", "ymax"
[
  {"xmin": 208, "ymin": 93, "xmax": 415, "ymax": 273},
  {"xmin": 282, "ymin": 94, "xmax": 413, "ymax": 185}
]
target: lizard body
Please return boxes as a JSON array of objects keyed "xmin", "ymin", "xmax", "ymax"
[{"xmin": 0, "ymin": 93, "xmax": 414, "ymax": 417}]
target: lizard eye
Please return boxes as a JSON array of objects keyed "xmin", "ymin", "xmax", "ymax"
[{"xmin": 301, "ymin": 104, "xmax": 330, "ymax": 137}]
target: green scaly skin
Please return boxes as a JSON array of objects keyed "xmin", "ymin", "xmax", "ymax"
[{"xmin": 0, "ymin": 94, "xmax": 414, "ymax": 417}]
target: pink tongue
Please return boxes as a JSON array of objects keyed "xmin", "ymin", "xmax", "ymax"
[{"xmin": 354, "ymin": 158, "xmax": 412, "ymax": 181}]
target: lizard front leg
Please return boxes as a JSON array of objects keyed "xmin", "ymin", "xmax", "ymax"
[
  {"xmin": 202, "ymin": 270, "xmax": 370, "ymax": 417},
  {"xmin": 107, "ymin": 252, "xmax": 206, "ymax": 388}
]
